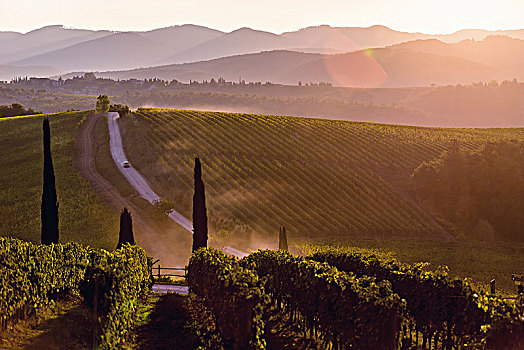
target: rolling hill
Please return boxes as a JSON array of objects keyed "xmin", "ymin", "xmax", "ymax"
[
  {"xmin": 284, "ymin": 47, "xmax": 499, "ymax": 87},
  {"xmin": 9, "ymin": 25, "xmax": 226, "ymax": 72},
  {"xmin": 139, "ymin": 24, "xmax": 223, "ymax": 50},
  {"xmin": 392, "ymin": 35, "xmax": 524, "ymax": 80},
  {"xmin": 159, "ymin": 27, "xmax": 293, "ymax": 64},
  {"xmin": 0, "ymin": 25, "xmax": 112, "ymax": 65},
  {"xmin": 120, "ymin": 108, "xmax": 524, "ymax": 241},
  {"xmin": 0, "ymin": 31, "xmax": 22, "ymax": 44},
  {"xmin": 71, "ymin": 50, "xmax": 321, "ymax": 82},
  {"xmin": 77, "ymin": 35, "xmax": 518, "ymax": 87},
  {"xmin": 0, "ymin": 111, "xmax": 118, "ymax": 249},
  {"xmin": 13, "ymin": 32, "xmax": 165, "ymax": 72},
  {"xmin": 281, "ymin": 25, "xmax": 424, "ymax": 52}
]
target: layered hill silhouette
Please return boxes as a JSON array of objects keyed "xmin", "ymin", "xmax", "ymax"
[
  {"xmin": 159, "ymin": 27, "xmax": 293, "ymax": 64},
  {"xmin": 391, "ymin": 35, "xmax": 524, "ymax": 80},
  {"xmin": 1, "ymin": 24, "xmax": 524, "ymax": 82},
  {"xmin": 64, "ymin": 35, "xmax": 521, "ymax": 87},
  {"xmin": 0, "ymin": 25, "xmax": 112, "ymax": 67},
  {"xmin": 7, "ymin": 25, "xmax": 224, "ymax": 72}
]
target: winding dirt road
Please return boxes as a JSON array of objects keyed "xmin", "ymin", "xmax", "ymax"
[
  {"xmin": 107, "ymin": 112, "xmax": 193, "ymax": 232},
  {"xmin": 75, "ymin": 114, "xmax": 181, "ymax": 265}
]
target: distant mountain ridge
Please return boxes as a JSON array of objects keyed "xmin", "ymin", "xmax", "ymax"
[
  {"xmin": 59, "ymin": 35, "xmax": 523, "ymax": 88},
  {"xmin": 1, "ymin": 24, "xmax": 523, "ymax": 81}
]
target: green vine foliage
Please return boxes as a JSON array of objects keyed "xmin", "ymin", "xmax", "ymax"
[
  {"xmin": 0, "ymin": 238, "xmax": 153, "ymax": 349},
  {"xmin": 310, "ymin": 249, "xmax": 524, "ymax": 349},
  {"xmin": 80, "ymin": 244, "xmax": 153, "ymax": 350},
  {"xmin": 242, "ymin": 250, "xmax": 404, "ymax": 350},
  {"xmin": 0, "ymin": 237, "xmax": 90, "ymax": 329},
  {"xmin": 187, "ymin": 248, "xmax": 267, "ymax": 350}
]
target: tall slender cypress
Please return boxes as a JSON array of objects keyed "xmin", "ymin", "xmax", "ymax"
[
  {"xmin": 192, "ymin": 157, "xmax": 208, "ymax": 252},
  {"xmin": 117, "ymin": 207, "xmax": 135, "ymax": 249},
  {"xmin": 41, "ymin": 118, "xmax": 59, "ymax": 245},
  {"xmin": 279, "ymin": 226, "xmax": 288, "ymax": 251}
]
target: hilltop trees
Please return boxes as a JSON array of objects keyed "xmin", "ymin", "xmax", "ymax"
[
  {"xmin": 192, "ymin": 157, "xmax": 208, "ymax": 252},
  {"xmin": 109, "ymin": 103, "xmax": 130, "ymax": 117},
  {"xmin": 0, "ymin": 103, "xmax": 41, "ymax": 118},
  {"xmin": 41, "ymin": 118, "xmax": 59, "ymax": 245},
  {"xmin": 117, "ymin": 207, "xmax": 135, "ymax": 249},
  {"xmin": 95, "ymin": 95, "xmax": 110, "ymax": 113}
]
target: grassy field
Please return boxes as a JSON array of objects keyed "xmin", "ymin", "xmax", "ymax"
[
  {"xmin": 0, "ymin": 111, "xmax": 118, "ymax": 249},
  {"xmin": 121, "ymin": 108, "xmax": 524, "ymax": 242}
]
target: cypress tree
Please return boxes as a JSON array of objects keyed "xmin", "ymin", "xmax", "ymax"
[
  {"xmin": 279, "ymin": 226, "xmax": 288, "ymax": 251},
  {"xmin": 41, "ymin": 118, "xmax": 59, "ymax": 245},
  {"xmin": 117, "ymin": 207, "xmax": 135, "ymax": 249},
  {"xmin": 192, "ymin": 157, "xmax": 208, "ymax": 252}
]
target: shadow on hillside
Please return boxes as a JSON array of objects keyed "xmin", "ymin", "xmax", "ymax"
[
  {"xmin": 135, "ymin": 294, "xmax": 198, "ymax": 350},
  {"xmin": 23, "ymin": 302, "xmax": 95, "ymax": 350}
]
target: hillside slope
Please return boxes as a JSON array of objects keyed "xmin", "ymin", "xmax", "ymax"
[
  {"xmin": 392, "ymin": 35, "xmax": 524, "ymax": 80},
  {"xmin": 121, "ymin": 109, "xmax": 524, "ymax": 241},
  {"xmin": 12, "ymin": 32, "xmax": 163, "ymax": 72},
  {"xmin": 84, "ymin": 50, "xmax": 321, "ymax": 82},
  {"xmin": 285, "ymin": 47, "xmax": 499, "ymax": 87},
  {"xmin": 160, "ymin": 27, "xmax": 292, "ymax": 64},
  {"xmin": 0, "ymin": 111, "xmax": 118, "ymax": 249}
]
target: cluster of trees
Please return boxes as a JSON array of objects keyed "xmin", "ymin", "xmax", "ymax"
[
  {"xmin": 95, "ymin": 95, "xmax": 110, "ymax": 113},
  {"xmin": 109, "ymin": 103, "xmax": 130, "ymax": 117},
  {"xmin": 412, "ymin": 141, "xmax": 524, "ymax": 242},
  {"xmin": 297, "ymin": 81, "xmax": 333, "ymax": 87},
  {"xmin": 0, "ymin": 103, "xmax": 41, "ymax": 118}
]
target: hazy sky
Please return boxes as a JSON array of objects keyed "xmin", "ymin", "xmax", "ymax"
[{"xmin": 0, "ymin": 0, "xmax": 522, "ymax": 34}]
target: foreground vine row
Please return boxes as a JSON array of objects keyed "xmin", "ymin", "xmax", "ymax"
[
  {"xmin": 187, "ymin": 247, "xmax": 523, "ymax": 349},
  {"xmin": 0, "ymin": 238, "xmax": 152, "ymax": 349},
  {"xmin": 310, "ymin": 248, "xmax": 524, "ymax": 349}
]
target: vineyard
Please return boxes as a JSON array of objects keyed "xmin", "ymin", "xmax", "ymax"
[
  {"xmin": 0, "ymin": 237, "xmax": 152, "ymax": 349},
  {"xmin": 0, "ymin": 111, "xmax": 118, "ymax": 249},
  {"xmin": 122, "ymin": 108, "xmax": 524, "ymax": 240},
  {"xmin": 186, "ymin": 247, "xmax": 524, "ymax": 349},
  {"xmin": 1, "ymin": 240, "xmax": 522, "ymax": 349}
]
